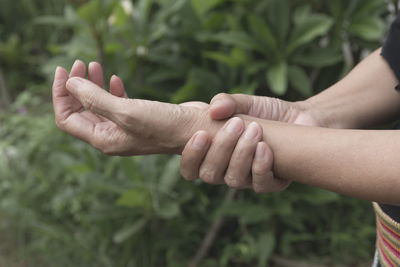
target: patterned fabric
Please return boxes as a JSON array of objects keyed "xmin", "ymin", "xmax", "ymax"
[{"xmin": 373, "ymin": 202, "xmax": 400, "ymax": 266}]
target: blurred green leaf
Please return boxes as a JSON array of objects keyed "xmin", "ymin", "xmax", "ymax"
[
  {"xmin": 158, "ymin": 155, "xmax": 181, "ymax": 193},
  {"xmin": 266, "ymin": 61, "xmax": 288, "ymax": 95},
  {"xmin": 191, "ymin": 0, "xmax": 225, "ymax": 16},
  {"xmin": 172, "ymin": 68, "xmax": 221, "ymax": 103},
  {"xmin": 156, "ymin": 201, "xmax": 180, "ymax": 219},
  {"xmin": 221, "ymin": 202, "xmax": 271, "ymax": 224},
  {"xmin": 292, "ymin": 47, "xmax": 343, "ymax": 67},
  {"xmin": 77, "ymin": 0, "xmax": 101, "ymax": 24},
  {"xmin": 258, "ymin": 232, "xmax": 275, "ymax": 267},
  {"xmin": 116, "ymin": 189, "xmax": 151, "ymax": 208},
  {"xmin": 287, "ymin": 14, "xmax": 333, "ymax": 54},
  {"xmin": 247, "ymin": 14, "xmax": 277, "ymax": 52},
  {"xmin": 348, "ymin": 17, "xmax": 385, "ymax": 41},
  {"xmin": 204, "ymin": 51, "xmax": 238, "ymax": 67},
  {"xmin": 268, "ymin": 0, "xmax": 290, "ymax": 43},
  {"xmin": 288, "ymin": 65, "xmax": 312, "ymax": 97},
  {"xmin": 197, "ymin": 31, "xmax": 264, "ymax": 52},
  {"xmin": 113, "ymin": 218, "xmax": 147, "ymax": 244},
  {"xmin": 293, "ymin": 5, "xmax": 311, "ymax": 26}
]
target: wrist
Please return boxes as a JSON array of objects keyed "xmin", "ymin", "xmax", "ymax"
[
  {"xmin": 172, "ymin": 107, "xmax": 225, "ymax": 154},
  {"xmin": 297, "ymin": 98, "xmax": 344, "ymax": 129}
]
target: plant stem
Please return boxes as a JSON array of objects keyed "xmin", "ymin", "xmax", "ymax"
[
  {"xmin": 188, "ymin": 189, "xmax": 237, "ymax": 267},
  {"xmin": 91, "ymin": 25, "xmax": 105, "ymax": 78},
  {"xmin": 0, "ymin": 69, "xmax": 11, "ymax": 109}
]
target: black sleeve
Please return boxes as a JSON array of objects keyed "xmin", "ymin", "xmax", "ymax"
[{"xmin": 382, "ymin": 13, "xmax": 400, "ymax": 85}]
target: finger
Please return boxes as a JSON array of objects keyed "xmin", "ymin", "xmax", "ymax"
[
  {"xmin": 65, "ymin": 77, "xmax": 126, "ymax": 123},
  {"xmin": 52, "ymin": 66, "xmax": 70, "ymax": 120},
  {"xmin": 53, "ymin": 67, "xmax": 99, "ymax": 144},
  {"xmin": 209, "ymin": 93, "xmax": 237, "ymax": 120},
  {"xmin": 88, "ymin": 61, "xmax": 104, "ymax": 87},
  {"xmin": 180, "ymin": 131, "xmax": 211, "ymax": 181},
  {"xmin": 110, "ymin": 75, "xmax": 128, "ymax": 98},
  {"xmin": 252, "ymin": 142, "xmax": 291, "ymax": 193},
  {"xmin": 209, "ymin": 93, "xmax": 257, "ymax": 120},
  {"xmin": 199, "ymin": 117, "xmax": 244, "ymax": 185},
  {"xmin": 52, "ymin": 66, "xmax": 88, "ymax": 118},
  {"xmin": 224, "ymin": 122, "xmax": 262, "ymax": 188},
  {"xmin": 70, "ymin": 59, "xmax": 86, "ymax": 78},
  {"xmin": 52, "ymin": 66, "xmax": 69, "ymax": 99}
]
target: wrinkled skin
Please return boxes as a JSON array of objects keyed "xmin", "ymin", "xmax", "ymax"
[{"xmin": 53, "ymin": 60, "xmax": 223, "ymax": 156}]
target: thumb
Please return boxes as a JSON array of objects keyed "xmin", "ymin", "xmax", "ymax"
[
  {"xmin": 66, "ymin": 77, "xmax": 123, "ymax": 122},
  {"xmin": 209, "ymin": 93, "xmax": 254, "ymax": 120}
]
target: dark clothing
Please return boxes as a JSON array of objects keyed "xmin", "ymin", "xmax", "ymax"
[
  {"xmin": 382, "ymin": 14, "xmax": 400, "ymax": 87},
  {"xmin": 381, "ymin": 13, "xmax": 400, "ymax": 223}
]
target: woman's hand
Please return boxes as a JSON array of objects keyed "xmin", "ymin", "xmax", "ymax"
[
  {"xmin": 53, "ymin": 61, "xmax": 225, "ymax": 156},
  {"xmin": 180, "ymin": 93, "xmax": 320, "ymax": 193}
]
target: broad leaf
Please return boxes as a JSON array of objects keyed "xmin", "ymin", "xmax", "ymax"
[
  {"xmin": 348, "ymin": 17, "xmax": 385, "ymax": 41},
  {"xmin": 287, "ymin": 14, "xmax": 333, "ymax": 54},
  {"xmin": 158, "ymin": 155, "xmax": 181, "ymax": 193},
  {"xmin": 288, "ymin": 66, "xmax": 312, "ymax": 97},
  {"xmin": 247, "ymin": 14, "xmax": 277, "ymax": 53},
  {"xmin": 293, "ymin": 5, "xmax": 311, "ymax": 26},
  {"xmin": 268, "ymin": 0, "xmax": 290, "ymax": 43},
  {"xmin": 292, "ymin": 47, "xmax": 342, "ymax": 67},
  {"xmin": 258, "ymin": 232, "xmax": 275, "ymax": 267},
  {"xmin": 197, "ymin": 31, "xmax": 264, "ymax": 52},
  {"xmin": 191, "ymin": 0, "xmax": 225, "ymax": 16},
  {"xmin": 266, "ymin": 61, "xmax": 288, "ymax": 96},
  {"xmin": 113, "ymin": 218, "xmax": 147, "ymax": 243}
]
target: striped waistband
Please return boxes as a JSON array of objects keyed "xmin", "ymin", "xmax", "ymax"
[{"xmin": 373, "ymin": 202, "xmax": 400, "ymax": 266}]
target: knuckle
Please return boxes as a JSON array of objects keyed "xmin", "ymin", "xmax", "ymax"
[
  {"xmin": 199, "ymin": 168, "xmax": 219, "ymax": 184},
  {"xmin": 83, "ymin": 90, "xmax": 97, "ymax": 111},
  {"xmin": 252, "ymin": 165, "xmax": 269, "ymax": 177},
  {"xmin": 224, "ymin": 174, "xmax": 241, "ymax": 188},
  {"xmin": 253, "ymin": 185, "xmax": 271, "ymax": 194},
  {"xmin": 55, "ymin": 118, "xmax": 65, "ymax": 130},
  {"xmin": 236, "ymin": 142, "xmax": 256, "ymax": 157},
  {"xmin": 179, "ymin": 167, "xmax": 196, "ymax": 181},
  {"xmin": 213, "ymin": 137, "xmax": 235, "ymax": 152}
]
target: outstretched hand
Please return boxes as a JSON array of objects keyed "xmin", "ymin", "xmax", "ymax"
[
  {"xmin": 53, "ymin": 60, "xmax": 141, "ymax": 155},
  {"xmin": 53, "ymin": 60, "xmax": 218, "ymax": 156}
]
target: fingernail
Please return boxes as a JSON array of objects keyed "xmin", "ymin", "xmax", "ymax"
[
  {"xmin": 224, "ymin": 117, "xmax": 243, "ymax": 134},
  {"xmin": 66, "ymin": 77, "xmax": 83, "ymax": 93},
  {"xmin": 243, "ymin": 122, "xmax": 259, "ymax": 140},
  {"xmin": 255, "ymin": 142, "xmax": 266, "ymax": 159},
  {"xmin": 192, "ymin": 132, "xmax": 208, "ymax": 150},
  {"xmin": 72, "ymin": 59, "xmax": 80, "ymax": 67}
]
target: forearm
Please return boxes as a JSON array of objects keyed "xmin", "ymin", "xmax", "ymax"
[
  {"xmin": 304, "ymin": 48, "xmax": 400, "ymax": 129},
  {"xmin": 178, "ymin": 112, "xmax": 400, "ymax": 205},
  {"xmin": 240, "ymin": 116, "xmax": 400, "ymax": 205}
]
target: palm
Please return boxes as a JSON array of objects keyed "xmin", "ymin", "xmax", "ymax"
[
  {"xmin": 53, "ymin": 60, "xmax": 209, "ymax": 156},
  {"xmin": 53, "ymin": 61, "xmax": 134, "ymax": 154}
]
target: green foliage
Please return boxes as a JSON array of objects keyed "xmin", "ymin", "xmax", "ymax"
[{"xmin": 0, "ymin": 0, "xmax": 391, "ymax": 266}]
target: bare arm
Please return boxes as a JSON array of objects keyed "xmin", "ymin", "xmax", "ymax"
[
  {"xmin": 236, "ymin": 117, "xmax": 400, "ymax": 205},
  {"xmin": 306, "ymin": 48, "xmax": 400, "ymax": 129},
  {"xmin": 176, "ymin": 113, "xmax": 400, "ymax": 205}
]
